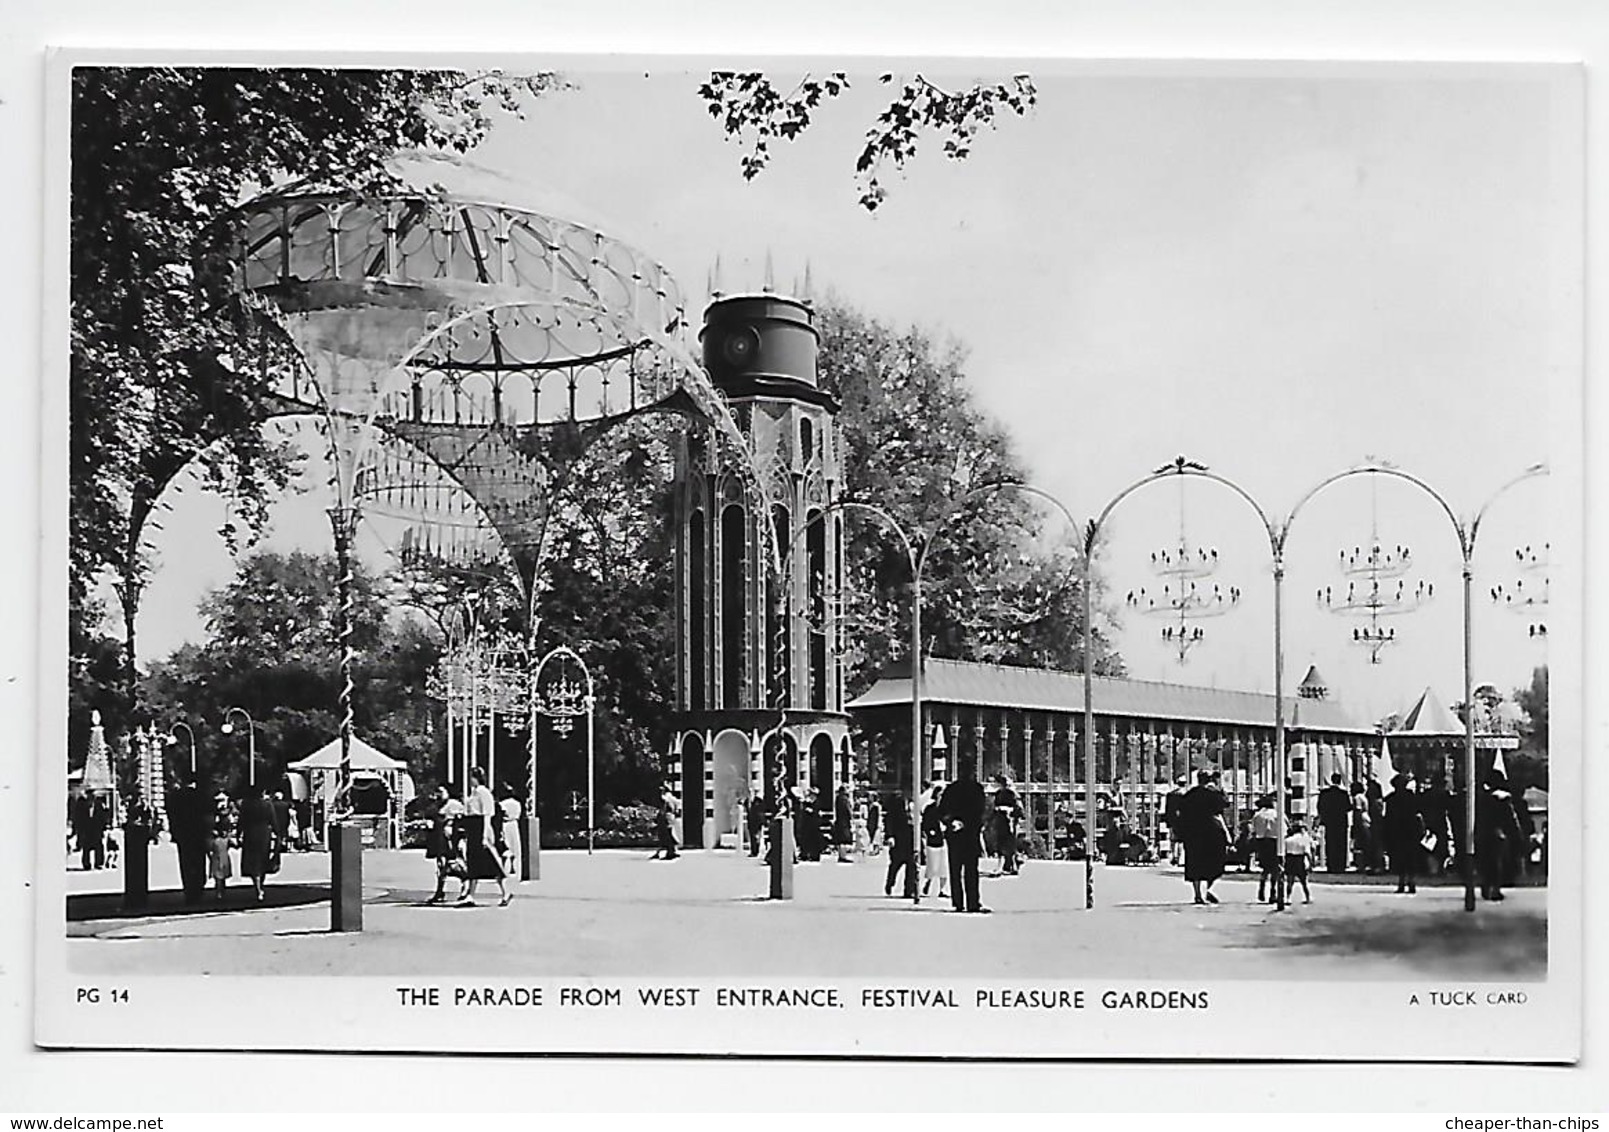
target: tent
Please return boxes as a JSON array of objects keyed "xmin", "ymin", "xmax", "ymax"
[
  {"xmin": 287, "ymin": 735, "xmax": 407, "ymax": 773},
  {"xmin": 287, "ymin": 736, "xmax": 409, "ymax": 848}
]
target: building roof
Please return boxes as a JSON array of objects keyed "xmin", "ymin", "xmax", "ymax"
[
  {"xmin": 287, "ymin": 736, "xmax": 407, "ymax": 773},
  {"xmin": 846, "ymin": 657, "xmax": 1370, "ymax": 733},
  {"xmin": 1298, "ymin": 665, "xmax": 1329, "ymax": 695},
  {"xmin": 1399, "ymin": 686, "xmax": 1464, "ymax": 736}
]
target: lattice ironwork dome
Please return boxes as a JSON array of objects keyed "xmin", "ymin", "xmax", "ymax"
[{"xmin": 231, "ymin": 150, "xmax": 762, "ymax": 591}]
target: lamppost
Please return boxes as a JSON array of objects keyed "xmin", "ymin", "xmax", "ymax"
[
  {"xmin": 532, "ymin": 646, "xmax": 595, "ymax": 853},
  {"xmin": 797, "ymin": 482, "xmax": 1085, "ymax": 905},
  {"xmin": 1082, "ymin": 458, "xmax": 1283, "ymax": 907},
  {"xmin": 1320, "ymin": 462, "xmax": 1547, "ymax": 911},
  {"xmin": 221, "ymin": 706, "xmax": 257, "ymax": 789},
  {"xmin": 166, "ymin": 721, "xmax": 197, "ymax": 777}
]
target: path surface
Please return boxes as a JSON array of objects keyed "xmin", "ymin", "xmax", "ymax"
[{"xmin": 63, "ymin": 847, "xmax": 1546, "ymax": 980}]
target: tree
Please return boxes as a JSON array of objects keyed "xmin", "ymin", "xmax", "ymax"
[
  {"xmin": 141, "ymin": 550, "xmax": 436, "ymax": 795},
  {"xmin": 1509, "ymin": 665, "xmax": 1549, "ymax": 790},
  {"xmin": 698, "ymin": 71, "xmax": 1037, "ymax": 210},
  {"xmin": 70, "ymin": 67, "xmax": 559, "ymax": 707},
  {"xmin": 815, "ymin": 299, "xmax": 1123, "ymax": 698}
]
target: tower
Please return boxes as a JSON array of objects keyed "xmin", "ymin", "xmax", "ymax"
[{"xmin": 668, "ymin": 294, "xmax": 851, "ymax": 849}]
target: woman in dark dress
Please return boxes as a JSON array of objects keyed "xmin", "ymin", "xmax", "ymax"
[
  {"xmin": 1180, "ymin": 771, "xmax": 1229, "ymax": 905},
  {"xmin": 425, "ymin": 785, "xmax": 466, "ymax": 904},
  {"xmin": 460, "ymin": 767, "xmax": 511, "ymax": 906},
  {"xmin": 238, "ymin": 788, "xmax": 279, "ymax": 902}
]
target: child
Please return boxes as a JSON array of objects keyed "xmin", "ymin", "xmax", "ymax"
[
  {"xmin": 1250, "ymin": 794, "xmax": 1279, "ymax": 903},
  {"xmin": 1284, "ymin": 815, "xmax": 1314, "ymax": 904}
]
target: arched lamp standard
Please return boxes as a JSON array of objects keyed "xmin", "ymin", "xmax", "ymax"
[
  {"xmin": 1280, "ymin": 461, "xmax": 1547, "ymax": 913},
  {"xmin": 221, "ymin": 706, "xmax": 257, "ymax": 789},
  {"xmin": 165, "ymin": 721, "xmax": 197, "ymax": 777},
  {"xmin": 793, "ymin": 483, "xmax": 1084, "ymax": 905},
  {"xmin": 1081, "ymin": 457, "xmax": 1293, "ymax": 908}
]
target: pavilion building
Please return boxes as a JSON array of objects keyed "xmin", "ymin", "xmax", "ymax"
[
  {"xmin": 845, "ymin": 657, "xmax": 1379, "ymax": 842},
  {"xmin": 1385, "ymin": 685, "xmax": 1518, "ymax": 787}
]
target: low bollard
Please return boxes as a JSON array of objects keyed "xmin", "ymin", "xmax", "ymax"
[
  {"xmin": 329, "ymin": 821, "xmax": 363, "ymax": 932},
  {"xmin": 121, "ymin": 820, "xmax": 150, "ymax": 913},
  {"xmin": 522, "ymin": 815, "xmax": 541, "ymax": 881},
  {"xmin": 768, "ymin": 816, "xmax": 795, "ymax": 900}
]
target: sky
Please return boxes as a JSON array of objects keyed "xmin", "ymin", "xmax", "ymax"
[{"xmin": 130, "ymin": 63, "xmax": 1575, "ymax": 725}]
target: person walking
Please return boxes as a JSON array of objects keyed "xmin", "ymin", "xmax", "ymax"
[
  {"xmin": 866, "ymin": 793, "xmax": 882, "ymax": 856},
  {"xmin": 833, "ymin": 785, "xmax": 855, "ymax": 863},
  {"xmin": 270, "ymin": 791, "xmax": 292, "ymax": 853},
  {"xmin": 1162, "ymin": 777, "xmax": 1188, "ymax": 866},
  {"xmin": 238, "ymin": 787, "xmax": 279, "ymax": 903},
  {"xmin": 1250, "ymin": 793, "xmax": 1280, "ymax": 903},
  {"xmin": 498, "ymin": 788, "xmax": 523, "ymax": 877},
  {"xmin": 1364, "ymin": 777, "xmax": 1387, "ymax": 874},
  {"xmin": 882, "ymin": 795, "xmax": 918, "ymax": 900},
  {"xmin": 72, "ymin": 793, "xmax": 109, "ymax": 871},
  {"xmin": 207, "ymin": 793, "xmax": 235, "ymax": 900},
  {"xmin": 920, "ymin": 784, "xmax": 949, "ymax": 900},
  {"xmin": 425, "ymin": 786, "xmax": 466, "ymax": 904},
  {"xmin": 1179, "ymin": 770, "xmax": 1229, "ymax": 905},
  {"xmin": 1283, "ymin": 816, "xmax": 1315, "ymax": 904},
  {"xmin": 1383, "ymin": 773, "xmax": 1424, "ymax": 894},
  {"xmin": 939, "ymin": 756, "xmax": 989, "ymax": 914},
  {"xmin": 746, "ymin": 792, "xmax": 767, "ymax": 858},
  {"xmin": 652, "ymin": 782, "xmax": 681, "ymax": 860},
  {"xmin": 1421, "ymin": 776, "xmax": 1453, "ymax": 876},
  {"xmin": 168, "ymin": 778, "xmax": 210, "ymax": 904},
  {"xmin": 1477, "ymin": 770, "xmax": 1522, "ymax": 902},
  {"xmin": 460, "ymin": 767, "xmax": 511, "ymax": 906},
  {"xmin": 991, "ymin": 774, "xmax": 1023, "ymax": 876},
  {"xmin": 1349, "ymin": 782, "xmax": 1373, "ymax": 872},
  {"xmin": 1316, "ymin": 773, "xmax": 1351, "ymax": 873}
]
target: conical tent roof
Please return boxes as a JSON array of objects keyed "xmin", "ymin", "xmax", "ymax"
[
  {"xmin": 286, "ymin": 735, "xmax": 406, "ymax": 772},
  {"xmin": 1298, "ymin": 665, "xmax": 1329, "ymax": 696},
  {"xmin": 1399, "ymin": 686, "xmax": 1464, "ymax": 736}
]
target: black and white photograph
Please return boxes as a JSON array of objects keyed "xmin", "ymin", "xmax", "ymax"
[{"xmin": 33, "ymin": 52, "xmax": 1582, "ymax": 1061}]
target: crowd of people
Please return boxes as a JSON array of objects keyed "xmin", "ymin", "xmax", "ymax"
[
  {"xmin": 166, "ymin": 780, "xmax": 295, "ymax": 903},
  {"xmin": 1166, "ymin": 764, "xmax": 1539, "ymax": 906},
  {"xmin": 1311, "ymin": 768, "xmax": 1537, "ymax": 901}
]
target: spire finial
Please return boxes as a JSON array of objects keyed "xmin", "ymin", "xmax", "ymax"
[{"xmin": 762, "ymin": 249, "xmax": 775, "ymax": 293}]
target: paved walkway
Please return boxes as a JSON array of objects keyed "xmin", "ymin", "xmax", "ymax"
[{"xmin": 63, "ymin": 846, "xmax": 1546, "ymax": 980}]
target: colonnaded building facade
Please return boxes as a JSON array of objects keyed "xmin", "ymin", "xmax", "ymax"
[{"xmin": 846, "ymin": 659, "xmax": 1378, "ymax": 843}]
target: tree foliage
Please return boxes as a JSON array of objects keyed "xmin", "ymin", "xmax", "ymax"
[
  {"xmin": 140, "ymin": 550, "xmax": 435, "ymax": 795},
  {"xmin": 1509, "ymin": 665, "xmax": 1549, "ymax": 790},
  {"xmin": 698, "ymin": 71, "xmax": 1037, "ymax": 210},
  {"xmin": 815, "ymin": 300, "xmax": 1122, "ymax": 694}
]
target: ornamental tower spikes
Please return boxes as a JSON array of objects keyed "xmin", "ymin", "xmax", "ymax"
[{"xmin": 670, "ymin": 293, "xmax": 851, "ymax": 851}]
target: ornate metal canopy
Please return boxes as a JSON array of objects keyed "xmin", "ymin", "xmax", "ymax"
[{"xmin": 232, "ymin": 150, "xmax": 766, "ymax": 592}]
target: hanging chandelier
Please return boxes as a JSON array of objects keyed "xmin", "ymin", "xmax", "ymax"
[
  {"xmin": 1125, "ymin": 482, "xmax": 1241, "ymax": 663},
  {"xmin": 1491, "ymin": 541, "xmax": 1549, "ymax": 639}
]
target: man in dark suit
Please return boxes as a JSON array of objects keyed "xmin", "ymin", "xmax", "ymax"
[
  {"xmin": 882, "ymin": 795, "xmax": 918, "ymax": 900},
  {"xmin": 939, "ymin": 755, "xmax": 989, "ymax": 913},
  {"xmin": 1316, "ymin": 774, "xmax": 1352, "ymax": 873},
  {"xmin": 167, "ymin": 779, "xmax": 209, "ymax": 903}
]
